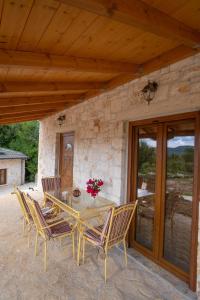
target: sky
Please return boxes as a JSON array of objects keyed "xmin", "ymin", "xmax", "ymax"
[{"xmin": 140, "ymin": 136, "xmax": 194, "ymax": 148}]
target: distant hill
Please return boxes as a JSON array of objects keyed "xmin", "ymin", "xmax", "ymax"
[{"xmin": 168, "ymin": 145, "xmax": 193, "ymax": 156}]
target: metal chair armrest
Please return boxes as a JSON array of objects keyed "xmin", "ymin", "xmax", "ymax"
[
  {"xmin": 41, "ymin": 218, "xmax": 71, "ymax": 229},
  {"xmin": 79, "ymin": 219, "xmax": 106, "ymax": 237}
]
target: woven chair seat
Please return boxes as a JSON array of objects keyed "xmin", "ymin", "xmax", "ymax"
[
  {"xmin": 51, "ymin": 221, "xmax": 72, "ymax": 237},
  {"xmin": 84, "ymin": 224, "xmax": 104, "ymax": 245}
]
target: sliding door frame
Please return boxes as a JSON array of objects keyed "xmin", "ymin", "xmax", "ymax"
[{"xmin": 127, "ymin": 111, "xmax": 200, "ymax": 291}]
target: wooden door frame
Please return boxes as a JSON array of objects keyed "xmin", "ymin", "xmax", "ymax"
[{"xmin": 127, "ymin": 111, "xmax": 200, "ymax": 291}]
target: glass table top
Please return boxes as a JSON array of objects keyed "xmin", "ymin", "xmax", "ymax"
[{"xmin": 45, "ymin": 189, "xmax": 115, "ymax": 218}]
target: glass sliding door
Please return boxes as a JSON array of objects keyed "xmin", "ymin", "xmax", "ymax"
[
  {"xmin": 135, "ymin": 126, "xmax": 157, "ymax": 251},
  {"xmin": 129, "ymin": 113, "xmax": 199, "ymax": 288},
  {"xmin": 162, "ymin": 120, "xmax": 195, "ymax": 273}
]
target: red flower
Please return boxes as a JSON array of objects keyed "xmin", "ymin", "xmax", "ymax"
[
  {"xmin": 97, "ymin": 180, "xmax": 104, "ymax": 186},
  {"xmin": 87, "ymin": 187, "xmax": 92, "ymax": 193},
  {"xmin": 91, "ymin": 191, "xmax": 97, "ymax": 198},
  {"xmin": 86, "ymin": 178, "xmax": 103, "ymax": 198}
]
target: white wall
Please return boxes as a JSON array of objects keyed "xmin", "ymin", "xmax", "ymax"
[{"xmin": 0, "ymin": 159, "xmax": 25, "ymax": 186}]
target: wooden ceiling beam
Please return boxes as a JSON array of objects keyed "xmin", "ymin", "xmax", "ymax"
[
  {"xmin": 0, "ymin": 95, "xmax": 83, "ymax": 107},
  {"xmin": 0, "ymin": 102, "xmax": 73, "ymax": 115},
  {"xmin": 82, "ymin": 45, "xmax": 199, "ymax": 101},
  {"xmin": 62, "ymin": 0, "xmax": 200, "ymax": 49},
  {"xmin": 0, "ymin": 49, "xmax": 139, "ymax": 74},
  {"xmin": 107, "ymin": 45, "xmax": 199, "ymax": 90},
  {"xmin": 0, "ymin": 81, "xmax": 104, "ymax": 93},
  {"xmin": 0, "ymin": 109, "xmax": 55, "ymax": 120},
  {"xmin": 0, "ymin": 90, "xmax": 91, "ymax": 98},
  {"xmin": 0, "ymin": 114, "xmax": 49, "ymax": 125}
]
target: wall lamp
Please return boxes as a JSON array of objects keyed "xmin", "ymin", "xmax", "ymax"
[
  {"xmin": 141, "ymin": 81, "xmax": 158, "ymax": 104},
  {"xmin": 57, "ymin": 115, "xmax": 66, "ymax": 127}
]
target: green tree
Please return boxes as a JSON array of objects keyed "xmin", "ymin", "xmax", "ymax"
[
  {"xmin": 167, "ymin": 153, "xmax": 185, "ymax": 176},
  {"xmin": 182, "ymin": 147, "xmax": 194, "ymax": 174},
  {"xmin": 138, "ymin": 140, "xmax": 156, "ymax": 175},
  {"xmin": 0, "ymin": 121, "xmax": 39, "ymax": 181}
]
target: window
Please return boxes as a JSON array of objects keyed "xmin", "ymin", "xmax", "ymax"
[{"xmin": 0, "ymin": 169, "xmax": 7, "ymax": 185}]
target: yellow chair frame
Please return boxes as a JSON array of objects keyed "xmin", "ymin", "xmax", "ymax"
[
  {"xmin": 26, "ymin": 195, "xmax": 76, "ymax": 271},
  {"xmin": 81, "ymin": 201, "xmax": 138, "ymax": 282},
  {"xmin": 12, "ymin": 188, "xmax": 33, "ymax": 247}
]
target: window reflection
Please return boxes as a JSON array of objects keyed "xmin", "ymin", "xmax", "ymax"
[
  {"xmin": 163, "ymin": 120, "xmax": 194, "ymax": 272},
  {"xmin": 135, "ymin": 127, "xmax": 157, "ymax": 250}
]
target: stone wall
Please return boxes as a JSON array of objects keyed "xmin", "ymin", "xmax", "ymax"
[
  {"xmin": 38, "ymin": 53, "xmax": 200, "ymax": 202},
  {"xmin": 38, "ymin": 53, "xmax": 200, "ymax": 291},
  {"xmin": 0, "ymin": 159, "xmax": 25, "ymax": 186}
]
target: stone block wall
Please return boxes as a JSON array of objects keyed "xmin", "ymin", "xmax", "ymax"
[
  {"xmin": 38, "ymin": 53, "xmax": 200, "ymax": 202},
  {"xmin": 38, "ymin": 53, "xmax": 200, "ymax": 291}
]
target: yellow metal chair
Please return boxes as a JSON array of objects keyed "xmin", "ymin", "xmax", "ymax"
[
  {"xmin": 13, "ymin": 187, "xmax": 58, "ymax": 247},
  {"xmin": 26, "ymin": 194, "xmax": 75, "ymax": 271},
  {"xmin": 13, "ymin": 188, "xmax": 34, "ymax": 247},
  {"xmin": 41, "ymin": 177, "xmax": 61, "ymax": 207},
  {"xmin": 41, "ymin": 176, "xmax": 61, "ymax": 192},
  {"xmin": 81, "ymin": 201, "xmax": 138, "ymax": 282}
]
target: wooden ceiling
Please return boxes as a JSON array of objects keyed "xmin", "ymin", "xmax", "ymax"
[{"xmin": 0, "ymin": 0, "xmax": 200, "ymax": 124}]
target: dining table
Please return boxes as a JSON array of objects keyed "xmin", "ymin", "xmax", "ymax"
[{"xmin": 44, "ymin": 189, "xmax": 115, "ymax": 265}]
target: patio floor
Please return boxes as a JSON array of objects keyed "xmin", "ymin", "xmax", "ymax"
[{"xmin": 0, "ymin": 189, "xmax": 197, "ymax": 300}]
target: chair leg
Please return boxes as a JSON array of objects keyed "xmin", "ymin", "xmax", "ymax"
[
  {"xmin": 76, "ymin": 230, "xmax": 79, "ymax": 245},
  {"xmin": 82, "ymin": 237, "xmax": 85, "ymax": 264},
  {"xmin": 123, "ymin": 239, "xmax": 128, "ymax": 266},
  {"xmin": 27, "ymin": 224, "xmax": 31, "ymax": 248},
  {"xmin": 72, "ymin": 232, "xmax": 75, "ymax": 258},
  {"xmin": 77, "ymin": 232, "xmax": 81, "ymax": 266},
  {"xmin": 22, "ymin": 218, "xmax": 26, "ymax": 236},
  {"xmin": 44, "ymin": 240, "xmax": 47, "ymax": 272},
  {"xmin": 104, "ymin": 251, "xmax": 108, "ymax": 283},
  {"xmin": 35, "ymin": 231, "xmax": 38, "ymax": 256}
]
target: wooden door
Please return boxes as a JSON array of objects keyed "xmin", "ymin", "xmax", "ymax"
[
  {"xmin": 59, "ymin": 132, "xmax": 74, "ymax": 190},
  {"xmin": 128, "ymin": 112, "xmax": 200, "ymax": 290}
]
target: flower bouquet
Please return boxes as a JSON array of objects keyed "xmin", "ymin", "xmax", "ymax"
[{"xmin": 86, "ymin": 178, "xmax": 104, "ymax": 199}]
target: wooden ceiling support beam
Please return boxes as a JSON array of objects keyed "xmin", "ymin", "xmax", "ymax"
[
  {"xmin": 0, "ymin": 109, "xmax": 55, "ymax": 120},
  {"xmin": 0, "ymin": 90, "xmax": 91, "ymax": 98},
  {"xmin": 0, "ymin": 49, "xmax": 139, "ymax": 74},
  {"xmin": 0, "ymin": 102, "xmax": 72, "ymax": 116},
  {"xmin": 107, "ymin": 45, "xmax": 199, "ymax": 90},
  {"xmin": 82, "ymin": 45, "xmax": 199, "ymax": 101},
  {"xmin": 0, "ymin": 95, "xmax": 82, "ymax": 107},
  {"xmin": 141, "ymin": 45, "xmax": 199, "ymax": 75},
  {"xmin": 0, "ymin": 115, "xmax": 48, "ymax": 125},
  {"xmin": 0, "ymin": 81, "xmax": 105, "ymax": 95},
  {"xmin": 62, "ymin": 0, "xmax": 200, "ymax": 48}
]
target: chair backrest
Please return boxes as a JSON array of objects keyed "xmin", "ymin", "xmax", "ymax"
[
  {"xmin": 14, "ymin": 188, "xmax": 32, "ymax": 224},
  {"xmin": 104, "ymin": 201, "xmax": 138, "ymax": 248},
  {"xmin": 41, "ymin": 176, "xmax": 61, "ymax": 192},
  {"xmin": 25, "ymin": 194, "xmax": 52, "ymax": 240}
]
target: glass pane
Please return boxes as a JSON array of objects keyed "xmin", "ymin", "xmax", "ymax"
[
  {"xmin": 135, "ymin": 126, "xmax": 157, "ymax": 250},
  {"xmin": 163, "ymin": 120, "xmax": 194, "ymax": 273}
]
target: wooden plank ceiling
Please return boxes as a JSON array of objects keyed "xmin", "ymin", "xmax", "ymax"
[{"xmin": 0, "ymin": 0, "xmax": 199, "ymax": 124}]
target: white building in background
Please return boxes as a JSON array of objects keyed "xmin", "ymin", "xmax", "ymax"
[{"xmin": 0, "ymin": 148, "xmax": 28, "ymax": 187}]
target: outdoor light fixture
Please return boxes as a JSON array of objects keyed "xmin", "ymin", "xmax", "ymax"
[
  {"xmin": 141, "ymin": 81, "xmax": 158, "ymax": 104},
  {"xmin": 57, "ymin": 115, "xmax": 66, "ymax": 127}
]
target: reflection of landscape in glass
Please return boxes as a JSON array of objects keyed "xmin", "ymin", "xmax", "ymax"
[
  {"xmin": 138, "ymin": 139, "xmax": 156, "ymax": 178},
  {"xmin": 136, "ymin": 129, "xmax": 157, "ymax": 251},
  {"xmin": 135, "ymin": 121, "xmax": 195, "ymax": 273},
  {"xmin": 164, "ymin": 121, "xmax": 194, "ymax": 273},
  {"xmin": 167, "ymin": 137, "xmax": 194, "ymax": 195}
]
